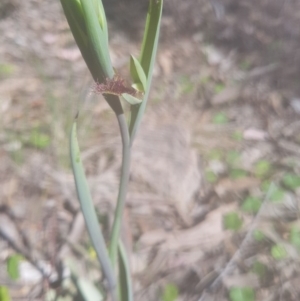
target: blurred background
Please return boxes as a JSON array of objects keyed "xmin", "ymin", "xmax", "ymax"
[{"xmin": 1, "ymin": 0, "xmax": 300, "ymax": 300}]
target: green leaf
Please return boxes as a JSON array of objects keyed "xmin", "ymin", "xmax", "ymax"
[
  {"xmin": 204, "ymin": 170, "xmax": 218, "ymax": 183},
  {"xmin": 252, "ymin": 261, "xmax": 267, "ymax": 278},
  {"xmin": 214, "ymin": 83, "xmax": 225, "ymax": 94},
  {"xmin": 271, "ymin": 244, "xmax": 287, "ymax": 260},
  {"xmin": 229, "ymin": 287, "xmax": 255, "ymax": 301},
  {"xmin": 241, "ymin": 196, "xmax": 261, "ymax": 214},
  {"xmin": 232, "ymin": 130, "xmax": 243, "ymax": 141},
  {"xmin": 130, "ymin": 55, "xmax": 147, "ymax": 92},
  {"xmin": 0, "ymin": 63, "xmax": 15, "ymax": 77},
  {"xmin": 61, "ymin": 0, "xmax": 113, "ymax": 82},
  {"xmin": 226, "ymin": 150, "xmax": 241, "ymax": 166},
  {"xmin": 118, "ymin": 241, "xmax": 133, "ymax": 301},
  {"xmin": 208, "ymin": 149, "xmax": 223, "ymax": 160},
  {"xmin": 121, "ymin": 93, "xmax": 142, "ymax": 105},
  {"xmin": 290, "ymin": 226, "xmax": 300, "ymax": 250},
  {"xmin": 261, "ymin": 182, "xmax": 285, "ymax": 202},
  {"xmin": 6, "ymin": 254, "xmax": 21, "ymax": 280},
  {"xmin": 229, "ymin": 169, "xmax": 248, "ymax": 179},
  {"xmin": 253, "ymin": 230, "xmax": 265, "ymax": 242},
  {"xmin": 140, "ymin": 0, "xmax": 163, "ymax": 78},
  {"xmin": 70, "ymin": 120, "xmax": 116, "ymax": 295},
  {"xmin": 129, "ymin": 0, "xmax": 163, "ymax": 143},
  {"xmin": 60, "ymin": 0, "xmax": 93, "ymax": 74},
  {"xmin": 282, "ymin": 173, "xmax": 300, "ymax": 190},
  {"xmin": 80, "ymin": 0, "xmax": 113, "ymax": 80},
  {"xmin": 0, "ymin": 286, "xmax": 10, "ymax": 301},
  {"xmin": 212, "ymin": 112, "xmax": 228, "ymax": 124},
  {"xmin": 162, "ymin": 284, "xmax": 179, "ymax": 301},
  {"xmin": 254, "ymin": 160, "xmax": 272, "ymax": 178},
  {"xmin": 223, "ymin": 212, "xmax": 243, "ymax": 231},
  {"xmin": 29, "ymin": 130, "xmax": 50, "ymax": 149},
  {"xmin": 131, "ymin": 83, "xmax": 144, "ymax": 92},
  {"xmin": 270, "ymin": 188, "xmax": 285, "ymax": 202},
  {"xmin": 94, "ymin": 0, "xmax": 108, "ymax": 42}
]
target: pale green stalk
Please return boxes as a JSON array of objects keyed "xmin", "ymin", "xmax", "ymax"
[
  {"xmin": 109, "ymin": 113, "xmax": 131, "ymax": 267},
  {"xmin": 70, "ymin": 119, "xmax": 117, "ymax": 301}
]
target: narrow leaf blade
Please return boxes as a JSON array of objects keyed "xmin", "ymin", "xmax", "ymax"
[
  {"xmin": 60, "ymin": 0, "xmax": 106, "ymax": 82},
  {"xmin": 129, "ymin": 0, "xmax": 163, "ymax": 142},
  {"xmin": 130, "ymin": 55, "xmax": 147, "ymax": 92},
  {"xmin": 140, "ymin": 0, "xmax": 163, "ymax": 78},
  {"xmin": 0, "ymin": 286, "xmax": 10, "ymax": 301},
  {"xmin": 118, "ymin": 241, "xmax": 133, "ymax": 301},
  {"xmin": 70, "ymin": 120, "xmax": 116, "ymax": 293},
  {"xmin": 80, "ymin": 0, "xmax": 114, "ymax": 79},
  {"xmin": 6, "ymin": 255, "xmax": 20, "ymax": 281},
  {"xmin": 122, "ymin": 93, "xmax": 142, "ymax": 105}
]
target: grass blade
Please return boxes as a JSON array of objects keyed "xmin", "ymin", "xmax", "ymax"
[
  {"xmin": 130, "ymin": 55, "xmax": 147, "ymax": 92},
  {"xmin": 80, "ymin": 0, "xmax": 114, "ymax": 80},
  {"xmin": 60, "ymin": 0, "xmax": 107, "ymax": 82},
  {"xmin": 129, "ymin": 0, "xmax": 163, "ymax": 143},
  {"xmin": 140, "ymin": 0, "xmax": 163, "ymax": 78},
  {"xmin": 121, "ymin": 93, "xmax": 142, "ymax": 105},
  {"xmin": 70, "ymin": 119, "xmax": 116, "ymax": 297}
]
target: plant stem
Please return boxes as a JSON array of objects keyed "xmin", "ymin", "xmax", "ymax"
[{"xmin": 109, "ymin": 113, "xmax": 131, "ymax": 267}]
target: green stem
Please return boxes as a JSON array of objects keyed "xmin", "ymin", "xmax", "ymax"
[
  {"xmin": 109, "ymin": 113, "xmax": 131, "ymax": 267},
  {"xmin": 70, "ymin": 119, "xmax": 117, "ymax": 301}
]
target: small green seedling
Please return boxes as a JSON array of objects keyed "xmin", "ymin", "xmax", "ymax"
[
  {"xmin": 205, "ymin": 170, "xmax": 218, "ymax": 183},
  {"xmin": 0, "ymin": 63, "xmax": 15, "ymax": 77},
  {"xmin": 252, "ymin": 261, "xmax": 267, "ymax": 279},
  {"xmin": 223, "ymin": 212, "xmax": 243, "ymax": 231},
  {"xmin": 232, "ymin": 130, "xmax": 243, "ymax": 141},
  {"xmin": 28, "ymin": 129, "xmax": 51, "ymax": 149},
  {"xmin": 208, "ymin": 149, "xmax": 223, "ymax": 161},
  {"xmin": 290, "ymin": 226, "xmax": 300, "ymax": 250},
  {"xmin": 253, "ymin": 229, "xmax": 265, "ymax": 242},
  {"xmin": 6, "ymin": 254, "xmax": 22, "ymax": 281},
  {"xmin": 254, "ymin": 160, "xmax": 272, "ymax": 179},
  {"xmin": 162, "ymin": 283, "xmax": 179, "ymax": 301},
  {"xmin": 241, "ymin": 196, "xmax": 261, "ymax": 214},
  {"xmin": 212, "ymin": 112, "xmax": 228, "ymax": 124},
  {"xmin": 261, "ymin": 182, "xmax": 285, "ymax": 202},
  {"xmin": 0, "ymin": 286, "xmax": 10, "ymax": 301},
  {"xmin": 226, "ymin": 150, "xmax": 241, "ymax": 167},
  {"xmin": 282, "ymin": 173, "xmax": 300, "ymax": 190},
  {"xmin": 214, "ymin": 83, "xmax": 225, "ymax": 94},
  {"xmin": 271, "ymin": 244, "xmax": 287, "ymax": 260},
  {"xmin": 229, "ymin": 169, "xmax": 248, "ymax": 179},
  {"xmin": 229, "ymin": 287, "xmax": 255, "ymax": 301}
]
